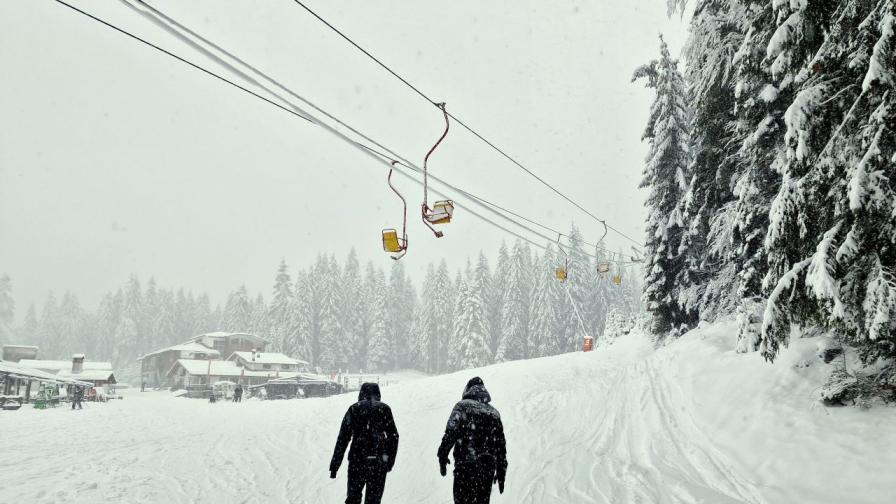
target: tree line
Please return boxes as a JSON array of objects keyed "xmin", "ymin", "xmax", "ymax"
[{"xmin": 1, "ymin": 231, "xmax": 641, "ymax": 378}]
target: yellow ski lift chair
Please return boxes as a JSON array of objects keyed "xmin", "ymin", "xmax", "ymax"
[{"xmin": 383, "ymin": 167, "xmax": 408, "ymax": 260}]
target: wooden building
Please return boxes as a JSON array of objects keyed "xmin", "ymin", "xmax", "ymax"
[{"xmin": 139, "ymin": 332, "xmax": 269, "ymax": 388}]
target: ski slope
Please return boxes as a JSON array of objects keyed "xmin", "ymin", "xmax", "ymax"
[{"xmin": 1, "ymin": 322, "xmax": 893, "ymax": 504}]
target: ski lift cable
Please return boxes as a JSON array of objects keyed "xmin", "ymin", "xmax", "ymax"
[
  {"xmin": 52, "ymin": 0, "xmax": 565, "ymax": 259},
  {"xmin": 55, "ymin": 0, "xmax": 641, "ymax": 265},
  {"xmin": 52, "ymin": 0, "xmax": 313, "ymax": 126},
  {"xmin": 290, "ymin": 0, "xmax": 644, "ymax": 251},
  {"xmin": 119, "ymin": 0, "xmax": 639, "ymax": 262}
]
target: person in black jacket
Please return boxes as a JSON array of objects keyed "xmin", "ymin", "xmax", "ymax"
[
  {"xmin": 438, "ymin": 377, "xmax": 507, "ymax": 504},
  {"xmin": 330, "ymin": 382, "xmax": 399, "ymax": 504}
]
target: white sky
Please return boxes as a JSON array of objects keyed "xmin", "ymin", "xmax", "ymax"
[{"xmin": 0, "ymin": 1, "xmax": 689, "ymax": 317}]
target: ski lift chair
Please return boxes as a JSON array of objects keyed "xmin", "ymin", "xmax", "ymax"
[
  {"xmin": 612, "ymin": 275, "xmax": 622, "ymax": 285},
  {"xmin": 597, "ymin": 262, "xmax": 611, "ymax": 274},
  {"xmin": 424, "ymin": 200, "xmax": 454, "ymax": 225},
  {"xmin": 555, "ymin": 267, "xmax": 568, "ymax": 282},
  {"xmin": 382, "ymin": 228, "xmax": 407, "ymax": 260}
]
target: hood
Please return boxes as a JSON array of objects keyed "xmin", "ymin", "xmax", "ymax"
[
  {"xmin": 358, "ymin": 382, "xmax": 381, "ymax": 402},
  {"xmin": 461, "ymin": 376, "xmax": 491, "ymax": 403}
]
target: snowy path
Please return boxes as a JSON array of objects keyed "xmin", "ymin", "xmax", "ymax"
[{"xmin": 2, "ymin": 323, "xmax": 894, "ymax": 503}]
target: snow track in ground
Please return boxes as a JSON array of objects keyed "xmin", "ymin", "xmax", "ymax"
[{"xmin": 2, "ymin": 322, "xmax": 894, "ymax": 503}]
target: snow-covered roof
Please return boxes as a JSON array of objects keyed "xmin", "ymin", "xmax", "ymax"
[
  {"xmin": 229, "ymin": 351, "xmax": 307, "ymax": 366},
  {"xmin": 58, "ymin": 370, "xmax": 116, "ymax": 383},
  {"xmin": 18, "ymin": 359, "xmax": 113, "ymax": 372},
  {"xmin": 191, "ymin": 332, "xmax": 269, "ymax": 343},
  {"xmin": 139, "ymin": 342, "xmax": 221, "ymax": 360},
  {"xmin": 0, "ymin": 360, "xmax": 93, "ymax": 386},
  {"xmin": 72, "ymin": 353, "xmax": 86, "ymax": 359},
  {"xmin": 167, "ymin": 359, "xmax": 301, "ymax": 379}
]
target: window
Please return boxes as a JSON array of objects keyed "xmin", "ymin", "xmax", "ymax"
[
  {"xmin": 281, "ymin": 365, "xmax": 291, "ymax": 370},
  {"xmin": 263, "ymin": 364, "xmax": 271, "ymax": 370}
]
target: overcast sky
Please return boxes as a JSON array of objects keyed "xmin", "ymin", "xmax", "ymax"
[{"xmin": 0, "ymin": 1, "xmax": 689, "ymax": 318}]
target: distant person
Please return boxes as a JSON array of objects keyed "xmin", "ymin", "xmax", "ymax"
[
  {"xmin": 438, "ymin": 377, "xmax": 507, "ymax": 504},
  {"xmin": 329, "ymin": 383, "xmax": 399, "ymax": 504},
  {"xmin": 71, "ymin": 387, "xmax": 84, "ymax": 410},
  {"xmin": 233, "ymin": 384, "xmax": 243, "ymax": 403},
  {"xmin": 209, "ymin": 390, "xmax": 217, "ymax": 403},
  {"xmin": 141, "ymin": 381, "xmax": 146, "ymax": 392}
]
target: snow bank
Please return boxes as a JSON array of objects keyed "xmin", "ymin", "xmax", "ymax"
[{"xmin": 0, "ymin": 322, "xmax": 892, "ymax": 503}]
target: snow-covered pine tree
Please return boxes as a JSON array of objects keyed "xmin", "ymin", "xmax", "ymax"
[
  {"xmin": 20, "ymin": 304, "xmax": 39, "ymax": 346},
  {"xmin": 367, "ymin": 267, "xmax": 392, "ymax": 372},
  {"xmin": 152, "ymin": 289, "xmax": 177, "ymax": 355},
  {"xmin": 355, "ymin": 262, "xmax": 382, "ymax": 371},
  {"xmin": 419, "ymin": 264, "xmax": 438, "ymax": 373},
  {"xmin": 249, "ymin": 293, "xmax": 269, "ymax": 345},
  {"xmin": 496, "ymin": 240, "xmax": 533, "ymax": 362},
  {"xmin": 453, "ymin": 261, "xmax": 491, "ymax": 369},
  {"xmin": 58, "ymin": 292, "xmax": 86, "ymax": 357},
  {"xmin": 0, "ymin": 275, "xmax": 13, "ymax": 345},
  {"xmin": 340, "ymin": 249, "xmax": 365, "ymax": 370},
  {"xmin": 119, "ymin": 275, "xmax": 144, "ymax": 362},
  {"xmin": 489, "ymin": 242, "xmax": 510, "ymax": 360},
  {"xmin": 634, "ymin": 35, "xmax": 693, "ymax": 337},
  {"xmin": 222, "ymin": 285, "xmax": 252, "ymax": 333},
  {"xmin": 142, "ymin": 278, "xmax": 160, "ymax": 356},
  {"xmin": 268, "ymin": 259, "xmax": 294, "ymax": 353},
  {"xmin": 529, "ymin": 245, "xmax": 563, "ymax": 357},
  {"xmin": 762, "ymin": 0, "xmax": 896, "ymax": 364},
  {"xmin": 191, "ymin": 293, "xmax": 213, "ymax": 341},
  {"xmin": 318, "ymin": 255, "xmax": 349, "ymax": 372},
  {"xmin": 673, "ymin": 1, "xmax": 748, "ymax": 324},
  {"xmin": 425, "ymin": 260, "xmax": 455, "ymax": 373},
  {"xmin": 387, "ymin": 260, "xmax": 417, "ymax": 370},
  {"xmin": 286, "ymin": 272, "xmax": 311, "ymax": 363}
]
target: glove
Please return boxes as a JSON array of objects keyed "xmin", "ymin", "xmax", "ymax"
[
  {"xmin": 330, "ymin": 470, "xmax": 337, "ymax": 479},
  {"xmin": 386, "ymin": 461, "xmax": 395, "ymax": 473},
  {"xmin": 495, "ymin": 473, "xmax": 505, "ymax": 494},
  {"xmin": 439, "ymin": 458, "xmax": 450, "ymax": 477}
]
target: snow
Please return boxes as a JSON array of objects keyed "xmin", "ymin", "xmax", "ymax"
[
  {"xmin": 229, "ymin": 351, "xmax": 305, "ymax": 366},
  {"xmin": 139, "ymin": 342, "xmax": 221, "ymax": 360},
  {"xmin": 18, "ymin": 359, "xmax": 113, "ymax": 371},
  {"xmin": 1, "ymin": 323, "xmax": 894, "ymax": 504}
]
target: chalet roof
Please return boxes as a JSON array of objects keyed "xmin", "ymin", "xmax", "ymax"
[
  {"xmin": 58, "ymin": 370, "xmax": 117, "ymax": 383},
  {"xmin": 139, "ymin": 342, "xmax": 221, "ymax": 360},
  {"xmin": 0, "ymin": 360, "xmax": 93, "ymax": 387},
  {"xmin": 229, "ymin": 351, "xmax": 307, "ymax": 366},
  {"xmin": 190, "ymin": 332, "xmax": 269, "ymax": 344},
  {"xmin": 18, "ymin": 359, "xmax": 113, "ymax": 372},
  {"xmin": 167, "ymin": 359, "xmax": 300, "ymax": 379}
]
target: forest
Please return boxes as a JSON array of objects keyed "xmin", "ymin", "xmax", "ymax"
[
  {"xmin": 0, "ymin": 230, "xmax": 640, "ymax": 379},
  {"xmin": 638, "ymin": 0, "xmax": 895, "ymax": 398}
]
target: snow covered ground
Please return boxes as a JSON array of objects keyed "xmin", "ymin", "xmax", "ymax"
[{"xmin": 1, "ymin": 322, "xmax": 894, "ymax": 504}]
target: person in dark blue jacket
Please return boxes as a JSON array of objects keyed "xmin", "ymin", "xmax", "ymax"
[
  {"xmin": 438, "ymin": 377, "xmax": 507, "ymax": 504},
  {"xmin": 330, "ymin": 383, "xmax": 399, "ymax": 504}
]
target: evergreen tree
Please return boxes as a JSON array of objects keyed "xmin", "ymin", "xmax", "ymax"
[
  {"xmin": 762, "ymin": 0, "xmax": 896, "ymax": 363},
  {"xmin": 286, "ymin": 273, "xmax": 310, "ymax": 361},
  {"xmin": 222, "ymin": 285, "xmax": 252, "ymax": 333},
  {"xmin": 0, "ymin": 275, "xmax": 13, "ymax": 345},
  {"xmin": 496, "ymin": 240, "xmax": 533, "ymax": 361},
  {"xmin": 340, "ymin": 250, "xmax": 365, "ymax": 370},
  {"xmin": 20, "ymin": 304, "xmax": 39, "ymax": 346},
  {"xmin": 489, "ymin": 242, "xmax": 510, "ymax": 359},
  {"xmin": 268, "ymin": 259, "xmax": 294, "ymax": 352},
  {"xmin": 318, "ymin": 255, "xmax": 349, "ymax": 371},
  {"xmin": 634, "ymin": 35, "xmax": 693, "ymax": 336},
  {"xmin": 453, "ymin": 259, "xmax": 491, "ymax": 369},
  {"xmin": 529, "ymin": 246, "xmax": 563, "ymax": 357},
  {"xmin": 367, "ymin": 268, "xmax": 392, "ymax": 372},
  {"xmin": 37, "ymin": 292, "xmax": 61, "ymax": 357}
]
